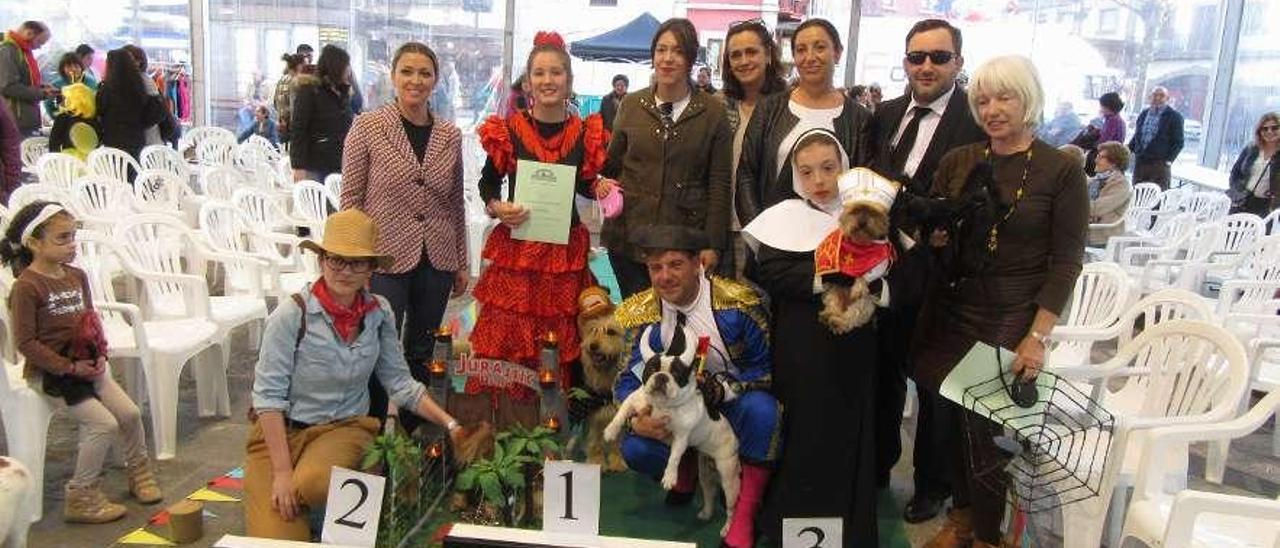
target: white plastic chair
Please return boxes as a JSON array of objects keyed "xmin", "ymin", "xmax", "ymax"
[
  {"xmin": 69, "ymin": 176, "xmax": 134, "ymax": 234},
  {"xmin": 1120, "ymin": 389, "xmax": 1280, "ymax": 548},
  {"xmin": 140, "ymin": 145, "xmax": 193, "ymax": 184},
  {"xmin": 113, "ymin": 216, "xmax": 268, "ymax": 420},
  {"xmin": 1102, "ymin": 212, "xmax": 1198, "ymax": 264},
  {"xmin": 1124, "ymin": 221, "xmax": 1222, "ymax": 294},
  {"xmin": 86, "ymin": 147, "xmax": 142, "ymax": 185},
  {"xmin": 1131, "ymin": 182, "xmax": 1162, "ymax": 212},
  {"xmin": 1045, "ymin": 262, "xmax": 1133, "ymax": 366},
  {"xmin": 75, "ymin": 231, "xmax": 220, "ymax": 460},
  {"xmin": 35, "ymin": 152, "xmax": 85, "ymax": 190},
  {"xmin": 1143, "ymin": 187, "xmax": 1194, "ymax": 232},
  {"xmin": 19, "ymin": 136, "xmax": 46, "ymax": 173},
  {"xmin": 1260, "ymin": 208, "xmax": 1280, "ymax": 235},
  {"xmin": 195, "ymin": 138, "xmax": 236, "ymax": 168},
  {"xmin": 1054, "ymin": 320, "xmax": 1250, "ymax": 548},
  {"xmin": 291, "ymin": 180, "xmax": 332, "ymax": 236},
  {"xmin": 199, "ymin": 201, "xmax": 310, "ymax": 299},
  {"xmin": 132, "ymin": 169, "xmax": 190, "ymax": 221},
  {"xmin": 236, "ymin": 137, "xmax": 281, "ymax": 171},
  {"xmin": 179, "ymin": 126, "xmax": 235, "ymax": 159},
  {"xmin": 324, "ymin": 173, "xmax": 342, "ymax": 205},
  {"xmin": 232, "ymin": 187, "xmax": 308, "ymax": 273},
  {"xmin": 0, "ymin": 306, "xmax": 54, "ymax": 522},
  {"xmin": 201, "ymin": 165, "xmax": 245, "ymax": 202},
  {"xmin": 8, "ymin": 183, "xmax": 70, "ymax": 211},
  {"xmin": 1184, "ymin": 191, "xmax": 1232, "ymax": 223}
]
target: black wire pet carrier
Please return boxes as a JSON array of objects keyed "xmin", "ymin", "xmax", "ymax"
[{"xmin": 961, "ymin": 355, "xmax": 1115, "ymax": 514}]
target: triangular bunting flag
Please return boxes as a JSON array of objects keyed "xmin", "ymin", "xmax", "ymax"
[
  {"xmin": 149, "ymin": 509, "xmax": 171, "ymax": 526},
  {"xmin": 187, "ymin": 487, "xmax": 240, "ymax": 502},
  {"xmin": 226, "ymin": 466, "xmax": 244, "ymax": 479},
  {"xmin": 117, "ymin": 528, "xmax": 175, "ymax": 545},
  {"xmin": 208, "ymin": 476, "xmax": 244, "ymax": 490}
]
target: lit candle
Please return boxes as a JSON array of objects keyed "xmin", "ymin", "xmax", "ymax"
[
  {"xmin": 539, "ymin": 369, "xmax": 556, "ymax": 386},
  {"xmin": 429, "ymin": 360, "xmax": 448, "ymax": 376},
  {"xmin": 543, "ymin": 416, "xmax": 560, "ymax": 432},
  {"xmin": 427, "ymin": 442, "xmax": 443, "ymax": 459}
]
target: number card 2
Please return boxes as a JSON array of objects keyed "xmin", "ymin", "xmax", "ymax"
[
  {"xmin": 782, "ymin": 517, "xmax": 843, "ymax": 548},
  {"xmin": 542, "ymin": 461, "xmax": 600, "ymax": 536},
  {"xmin": 321, "ymin": 466, "xmax": 387, "ymax": 547}
]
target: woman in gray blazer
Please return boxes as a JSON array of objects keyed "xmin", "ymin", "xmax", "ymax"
[{"xmin": 1089, "ymin": 141, "xmax": 1132, "ymax": 245}]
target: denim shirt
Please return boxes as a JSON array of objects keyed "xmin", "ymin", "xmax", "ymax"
[{"xmin": 252, "ymin": 283, "xmax": 426, "ymax": 425}]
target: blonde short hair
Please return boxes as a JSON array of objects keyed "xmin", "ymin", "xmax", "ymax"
[{"xmin": 967, "ymin": 55, "xmax": 1044, "ymax": 131}]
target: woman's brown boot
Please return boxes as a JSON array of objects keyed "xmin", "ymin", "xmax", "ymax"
[
  {"xmin": 923, "ymin": 507, "xmax": 974, "ymax": 548},
  {"xmin": 128, "ymin": 460, "xmax": 164, "ymax": 504},
  {"xmin": 64, "ymin": 483, "xmax": 128, "ymax": 523}
]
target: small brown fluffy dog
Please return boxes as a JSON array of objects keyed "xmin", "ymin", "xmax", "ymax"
[
  {"xmin": 576, "ymin": 287, "xmax": 627, "ymax": 472},
  {"xmin": 817, "ymin": 169, "xmax": 899, "ymax": 334}
]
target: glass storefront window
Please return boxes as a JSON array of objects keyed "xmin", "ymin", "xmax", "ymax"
[{"xmin": 1217, "ymin": 0, "xmax": 1280, "ymax": 170}]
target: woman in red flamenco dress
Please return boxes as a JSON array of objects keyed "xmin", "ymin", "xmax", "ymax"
[{"xmin": 470, "ymin": 31, "xmax": 608, "ymax": 403}]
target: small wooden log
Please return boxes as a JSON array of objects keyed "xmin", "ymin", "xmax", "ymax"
[{"xmin": 167, "ymin": 499, "xmax": 204, "ymax": 544}]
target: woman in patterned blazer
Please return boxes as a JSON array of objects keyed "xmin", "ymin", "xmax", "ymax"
[{"xmin": 340, "ymin": 42, "xmax": 467, "ymax": 429}]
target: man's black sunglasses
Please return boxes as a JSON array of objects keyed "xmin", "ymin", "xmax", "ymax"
[{"xmin": 905, "ymin": 50, "xmax": 956, "ymax": 65}]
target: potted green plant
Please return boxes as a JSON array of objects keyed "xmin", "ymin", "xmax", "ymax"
[{"xmin": 454, "ymin": 442, "xmax": 534, "ymax": 526}]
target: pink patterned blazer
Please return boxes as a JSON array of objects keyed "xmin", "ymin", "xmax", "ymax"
[{"xmin": 340, "ymin": 104, "xmax": 466, "ymax": 274}]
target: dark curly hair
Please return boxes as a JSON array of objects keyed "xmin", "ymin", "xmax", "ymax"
[{"xmin": 0, "ymin": 201, "xmax": 74, "ymax": 277}]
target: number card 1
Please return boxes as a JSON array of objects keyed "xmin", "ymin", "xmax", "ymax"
[
  {"xmin": 321, "ymin": 466, "xmax": 387, "ymax": 547},
  {"xmin": 542, "ymin": 461, "xmax": 600, "ymax": 536},
  {"xmin": 782, "ymin": 517, "xmax": 843, "ymax": 548}
]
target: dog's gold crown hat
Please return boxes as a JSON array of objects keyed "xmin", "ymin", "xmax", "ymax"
[
  {"xmin": 578, "ymin": 286, "xmax": 615, "ymax": 321},
  {"xmin": 839, "ymin": 167, "xmax": 900, "ymax": 213}
]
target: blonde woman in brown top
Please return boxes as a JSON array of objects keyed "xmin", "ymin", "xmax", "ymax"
[
  {"xmin": 2, "ymin": 201, "xmax": 164, "ymax": 524},
  {"xmin": 913, "ymin": 56, "xmax": 1087, "ymax": 548}
]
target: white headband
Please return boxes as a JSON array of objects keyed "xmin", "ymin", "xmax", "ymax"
[{"xmin": 20, "ymin": 204, "xmax": 68, "ymax": 245}]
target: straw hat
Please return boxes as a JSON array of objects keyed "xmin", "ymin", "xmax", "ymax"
[{"xmin": 298, "ymin": 209, "xmax": 394, "ymax": 269}]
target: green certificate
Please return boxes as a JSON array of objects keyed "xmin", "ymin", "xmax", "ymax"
[{"xmin": 512, "ymin": 159, "xmax": 576, "ymax": 244}]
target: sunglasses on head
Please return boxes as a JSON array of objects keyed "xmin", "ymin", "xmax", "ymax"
[
  {"xmin": 905, "ymin": 50, "xmax": 956, "ymax": 65},
  {"xmin": 728, "ymin": 18, "xmax": 766, "ymax": 31}
]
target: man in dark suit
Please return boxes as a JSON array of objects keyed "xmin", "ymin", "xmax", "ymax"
[
  {"xmin": 1128, "ymin": 86, "xmax": 1184, "ymax": 189},
  {"xmin": 868, "ymin": 18, "xmax": 986, "ymax": 525}
]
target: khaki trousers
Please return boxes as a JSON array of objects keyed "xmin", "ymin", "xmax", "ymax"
[
  {"xmin": 43, "ymin": 368, "xmax": 149, "ymax": 488},
  {"xmin": 243, "ymin": 416, "xmax": 380, "ymax": 540}
]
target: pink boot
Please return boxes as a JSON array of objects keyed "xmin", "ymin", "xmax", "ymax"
[{"xmin": 723, "ymin": 464, "xmax": 771, "ymax": 548}]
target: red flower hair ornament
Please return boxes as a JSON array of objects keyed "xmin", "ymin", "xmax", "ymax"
[{"xmin": 533, "ymin": 31, "xmax": 566, "ymax": 50}]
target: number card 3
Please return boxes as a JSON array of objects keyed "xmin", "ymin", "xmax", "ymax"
[
  {"xmin": 782, "ymin": 517, "xmax": 843, "ymax": 548},
  {"xmin": 321, "ymin": 466, "xmax": 387, "ymax": 547},
  {"xmin": 542, "ymin": 461, "xmax": 600, "ymax": 536}
]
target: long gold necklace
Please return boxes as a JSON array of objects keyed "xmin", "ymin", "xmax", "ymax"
[{"xmin": 985, "ymin": 144, "xmax": 1034, "ymax": 253}]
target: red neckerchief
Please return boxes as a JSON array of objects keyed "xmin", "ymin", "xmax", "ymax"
[
  {"xmin": 311, "ymin": 280, "xmax": 380, "ymax": 343},
  {"xmin": 5, "ymin": 31, "xmax": 40, "ymax": 86}
]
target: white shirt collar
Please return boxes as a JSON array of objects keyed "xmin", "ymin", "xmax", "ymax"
[
  {"xmin": 657, "ymin": 273, "xmax": 731, "ymax": 375},
  {"xmin": 909, "ymin": 82, "xmax": 956, "ymax": 117},
  {"xmin": 656, "ymin": 89, "xmax": 693, "ymax": 122}
]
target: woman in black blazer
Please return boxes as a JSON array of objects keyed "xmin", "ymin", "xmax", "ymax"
[{"xmin": 1228, "ymin": 112, "xmax": 1280, "ymax": 216}]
